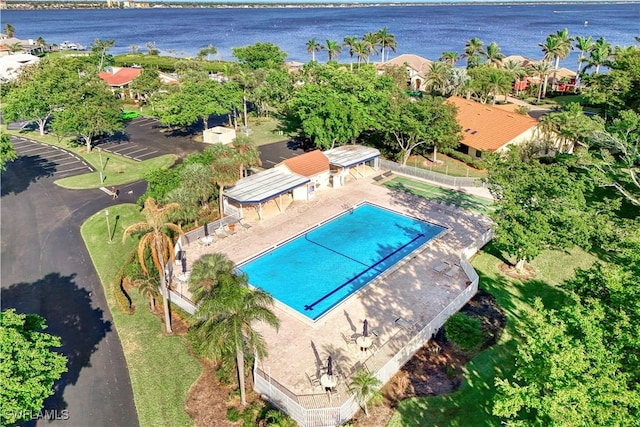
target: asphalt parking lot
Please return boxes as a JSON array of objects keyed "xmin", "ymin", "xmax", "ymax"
[
  {"xmin": 11, "ymin": 136, "xmax": 94, "ymax": 178},
  {"xmin": 259, "ymin": 138, "xmax": 313, "ymax": 168},
  {"xmin": 96, "ymin": 116, "xmax": 205, "ymax": 161}
]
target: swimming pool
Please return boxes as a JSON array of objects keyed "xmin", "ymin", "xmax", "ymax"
[{"xmin": 238, "ymin": 202, "xmax": 446, "ymax": 321}]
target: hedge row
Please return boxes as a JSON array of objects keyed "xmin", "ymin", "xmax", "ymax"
[
  {"xmin": 113, "ymin": 54, "xmax": 234, "ymax": 74},
  {"xmin": 112, "ymin": 251, "xmax": 135, "ymax": 314}
]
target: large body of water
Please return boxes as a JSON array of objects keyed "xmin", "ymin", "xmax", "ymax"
[{"xmin": 4, "ymin": 3, "xmax": 639, "ymax": 64}]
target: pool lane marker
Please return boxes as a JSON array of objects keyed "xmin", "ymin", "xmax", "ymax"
[{"xmin": 303, "ymin": 233, "xmax": 425, "ymax": 312}]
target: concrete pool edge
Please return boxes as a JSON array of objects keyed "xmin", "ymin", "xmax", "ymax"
[{"xmin": 238, "ymin": 200, "xmax": 450, "ymax": 328}]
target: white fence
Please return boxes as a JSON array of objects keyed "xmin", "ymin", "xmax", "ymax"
[
  {"xmin": 379, "ymin": 159, "xmax": 484, "ymax": 188},
  {"xmin": 254, "ymin": 228, "xmax": 494, "ymax": 426}
]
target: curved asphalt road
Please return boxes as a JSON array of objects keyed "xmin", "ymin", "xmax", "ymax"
[
  {"xmin": 0, "ymin": 120, "xmax": 294, "ymax": 426},
  {"xmin": 1, "ymin": 139, "xmax": 145, "ymax": 427}
]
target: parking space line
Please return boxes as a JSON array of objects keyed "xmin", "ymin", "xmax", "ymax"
[
  {"xmin": 17, "ymin": 146, "xmax": 51, "ymax": 154},
  {"xmin": 124, "ymin": 147, "xmax": 152, "ymax": 156},
  {"xmin": 54, "ymin": 159, "xmax": 82, "ymax": 167},
  {"xmin": 112, "ymin": 145, "xmax": 145, "ymax": 153},
  {"xmin": 45, "ymin": 153, "xmax": 72, "ymax": 161},
  {"xmin": 53, "ymin": 165, "xmax": 91, "ymax": 175}
]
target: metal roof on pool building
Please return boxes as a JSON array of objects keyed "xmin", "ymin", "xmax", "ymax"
[
  {"xmin": 324, "ymin": 145, "xmax": 381, "ymax": 168},
  {"xmin": 224, "ymin": 168, "xmax": 310, "ymax": 204}
]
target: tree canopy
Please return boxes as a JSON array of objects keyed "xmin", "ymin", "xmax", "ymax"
[
  {"xmin": 0, "ymin": 133, "xmax": 17, "ymax": 172},
  {"xmin": 486, "ymin": 147, "xmax": 592, "ymax": 270},
  {"xmin": 1, "ymin": 309, "xmax": 68, "ymax": 426},
  {"xmin": 232, "ymin": 42, "xmax": 287, "ymax": 70}
]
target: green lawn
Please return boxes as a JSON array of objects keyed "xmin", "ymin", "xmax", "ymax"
[
  {"xmin": 56, "ymin": 154, "xmax": 175, "ymax": 189},
  {"xmin": 247, "ymin": 117, "xmax": 290, "ymax": 146},
  {"xmin": 5, "ymin": 128, "xmax": 177, "ymax": 189},
  {"xmin": 81, "ymin": 204, "xmax": 201, "ymax": 427},
  {"xmin": 406, "ymin": 154, "xmax": 487, "ymax": 178},
  {"xmin": 383, "ymin": 176, "xmax": 494, "ymax": 214},
  {"xmin": 387, "ymin": 245, "xmax": 598, "ymax": 426}
]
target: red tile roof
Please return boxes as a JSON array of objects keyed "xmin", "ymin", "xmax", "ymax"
[
  {"xmin": 281, "ymin": 150, "xmax": 329, "ymax": 177},
  {"xmin": 447, "ymin": 96, "xmax": 538, "ymax": 152},
  {"xmin": 99, "ymin": 67, "xmax": 142, "ymax": 87}
]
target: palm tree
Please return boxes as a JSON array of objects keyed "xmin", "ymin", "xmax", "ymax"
[
  {"xmin": 36, "ymin": 36, "xmax": 46, "ymax": 46},
  {"xmin": 574, "ymin": 35, "xmax": 593, "ymax": 77},
  {"xmin": 540, "ymin": 29, "xmax": 573, "ymax": 90},
  {"xmin": 348, "ymin": 369, "xmax": 383, "ymax": 417},
  {"xmin": 439, "ymin": 51, "xmax": 459, "ymax": 66},
  {"xmin": 484, "ymin": 42, "xmax": 505, "ymax": 68},
  {"xmin": 343, "ymin": 35, "xmax": 358, "ymax": 71},
  {"xmin": 463, "ymin": 37, "xmax": 484, "ymax": 68},
  {"xmin": 353, "ymin": 40, "xmax": 368, "ymax": 68},
  {"xmin": 487, "ymin": 71, "xmax": 512, "ymax": 104},
  {"xmin": 584, "ymin": 37, "xmax": 612, "ymax": 74},
  {"xmin": 424, "ymin": 61, "xmax": 452, "ymax": 96},
  {"xmin": 208, "ymin": 144, "xmax": 241, "ymax": 219},
  {"xmin": 305, "ymin": 38, "xmax": 321, "ymax": 62},
  {"xmin": 233, "ymin": 69, "xmax": 256, "ymax": 130},
  {"xmin": 322, "ymin": 39, "xmax": 342, "ymax": 63},
  {"xmin": 377, "ymin": 26, "xmax": 396, "ymax": 63},
  {"xmin": 122, "ymin": 198, "xmax": 183, "ymax": 334},
  {"xmin": 4, "ymin": 23, "xmax": 15, "ymax": 38},
  {"xmin": 363, "ymin": 32, "xmax": 379, "ymax": 63},
  {"xmin": 503, "ymin": 59, "xmax": 527, "ymax": 95},
  {"xmin": 188, "ymin": 253, "xmax": 236, "ymax": 304},
  {"xmin": 91, "ymin": 38, "xmax": 115, "ymax": 71},
  {"xmin": 530, "ymin": 60, "xmax": 553, "ymax": 102},
  {"xmin": 189, "ymin": 258, "xmax": 280, "ymax": 406},
  {"xmin": 133, "ymin": 272, "xmax": 161, "ymax": 313},
  {"xmin": 8, "ymin": 43, "xmax": 23, "ymax": 53},
  {"xmin": 233, "ymin": 135, "xmax": 261, "ymax": 178}
]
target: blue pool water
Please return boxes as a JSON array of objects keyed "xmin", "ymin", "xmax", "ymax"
[{"xmin": 238, "ymin": 203, "xmax": 445, "ymax": 320}]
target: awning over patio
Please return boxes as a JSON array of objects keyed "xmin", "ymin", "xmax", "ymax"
[
  {"xmin": 224, "ymin": 168, "xmax": 310, "ymax": 204},
  {"xmin": 324, "ymin": 145, "xmax": 381, "ymax": 168}
]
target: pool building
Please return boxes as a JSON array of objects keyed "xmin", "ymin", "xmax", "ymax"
[{"xmin": 171, "ymin": 171, "xmax": 492, "ymax": 427}]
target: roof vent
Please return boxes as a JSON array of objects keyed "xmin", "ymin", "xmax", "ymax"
[
  {"xmin": 471, "ymin": 130, "xmax": 478, "ymax": 135},
  {"xmin": 464, "ymin": 128, "xmax": 471, "ymax": 132}
]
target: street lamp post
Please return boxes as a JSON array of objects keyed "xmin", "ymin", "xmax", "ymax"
[
  {"xmin": 105, "ymin": 209, "xmax": 112, "ymax": 243},
  {"xmin": 98, "ymin": 147, "xmax": 104, "ymax": 184}
]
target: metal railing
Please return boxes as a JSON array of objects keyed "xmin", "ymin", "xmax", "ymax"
[
  {"xmin": 379, "ymin": 159, "xmax": 484, "ymax": 188},
  {"xmin": 253, "ymin": 226, "xmax": 495, "ymax": 426}
]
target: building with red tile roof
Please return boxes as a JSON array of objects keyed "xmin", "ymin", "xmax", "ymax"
[
  {"xmin": 447, "ymin": 96, "xmax": 539, "ymax": 158},
  {"xmin": 99, "ymin": 66, "xmax": 143, "ymax": 98},
  {"xmin": 277, "ymin": 150, "xmax": 331, "ymax": 195}
]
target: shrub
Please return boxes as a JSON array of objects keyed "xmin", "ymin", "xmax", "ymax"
[
  {"xmin": 446, "ymin": 150, "xmax": 486, "ymax": 170},
  {"xmin": 112, "ymin": 251, "xmax": 136, "ymax": 314},
  {"xmin": 226, "ymin": 407, "xmax": 240, "ymax": 422},
  {"xmin": 444, "ymin": 312, "xmax": 485, "ymax": 351}
]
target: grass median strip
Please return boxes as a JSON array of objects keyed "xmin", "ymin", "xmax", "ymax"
[
  {"xmin": 56, "ymin": 154, "xmax": 175, "ymax": 189},
  {"xmin": 6, "ymin": 128, "xmax": 176, "ymax": 189},
  {"xmin": 81, "ymin": 204, "xmax": 200, "ymax": 427}
]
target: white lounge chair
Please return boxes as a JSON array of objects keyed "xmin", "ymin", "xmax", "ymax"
[
  {"xmin": 433, "ymin": 261, "xmax": 450, "ymax": 273},
  {"xmin": 445, "ymin": 264, "xmax": 460, "ymax": 278}
]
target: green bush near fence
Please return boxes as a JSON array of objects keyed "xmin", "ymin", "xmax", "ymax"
[{"xmin": 444, "ymin": 312, "xmax": 486, "ymax": 351}]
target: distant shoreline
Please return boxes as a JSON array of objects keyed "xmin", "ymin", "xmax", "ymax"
[{"xmin": 4, "ymin": 0, "xmax": 640, "ymax": 11}]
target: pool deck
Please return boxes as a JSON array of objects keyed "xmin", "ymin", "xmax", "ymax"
[{"xmin": 173, "ymin": 174, "xmax": 492, "ymax": 402}]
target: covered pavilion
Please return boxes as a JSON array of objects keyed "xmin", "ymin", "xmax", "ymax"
[
  {"xmin": 224, "ymin": 168, "xmax": 310, "ymax": 220},
  {"xmin": 324, "ymin": 145, "xmax": 381, "ymax": 187}
]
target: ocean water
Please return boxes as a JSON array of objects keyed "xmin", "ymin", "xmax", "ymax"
[{"xmin": 4, "ymin": 3, "xmax": 638, "ymax": 63}]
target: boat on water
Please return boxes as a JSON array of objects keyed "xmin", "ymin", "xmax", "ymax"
[{"xmin": 60, "ymin": 41, "xmax": 85, "ymax": 51}]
